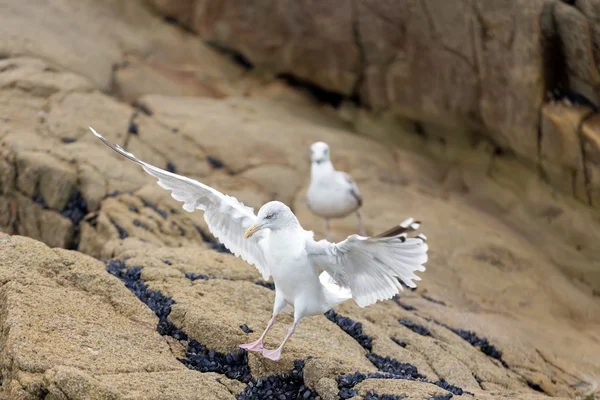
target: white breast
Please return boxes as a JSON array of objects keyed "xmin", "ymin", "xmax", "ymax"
[
  {"xmin": 307, "ymin": 175, "xmax": 360, "ymax": 218},
  {"xmin": 265, "ymin": 229, "xmax": 321, "ymax": 304}
]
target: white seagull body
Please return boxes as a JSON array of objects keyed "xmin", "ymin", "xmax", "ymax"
[
  {"xmin": 307, "ymin": 142, "xmax": 365, "ymax": 240},
  {"xmin": 90, "ymin": 127, "xmax": 428, "ymax": 361}
]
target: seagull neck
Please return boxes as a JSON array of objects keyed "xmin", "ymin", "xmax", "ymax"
[{"xmin": 311, "ymin": 160, "xmax": 334, "ymax": 180}]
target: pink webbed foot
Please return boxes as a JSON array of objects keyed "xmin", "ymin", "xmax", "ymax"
[
  {"xmin": 239, "ymin": 340, "xmax": 265, "ymax": 352},
  {"xmin": 261, "ymin": 347, "xmax": 283, "ymax": 361}
]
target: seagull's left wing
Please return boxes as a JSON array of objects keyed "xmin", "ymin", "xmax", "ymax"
[
  {"xmin": 340, "ymin": 172, "xmax": 362, "ymax": 207},
  {"xmin": 89, "ymin": 127, "xmax": 271, "ymax": 280},
  {"xmin": 306, "ymin": 220, "xmax": 427, "ymax": 307}
]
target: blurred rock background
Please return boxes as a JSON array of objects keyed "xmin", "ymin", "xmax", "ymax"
[{"xmin": 0, "ymin": 0, "xmax": 598, "ymax": 399}]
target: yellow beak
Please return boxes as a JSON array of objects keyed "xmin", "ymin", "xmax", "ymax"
[{"xmin": 244, "ymin": 224, "xmax": 260, "ymax": 239}]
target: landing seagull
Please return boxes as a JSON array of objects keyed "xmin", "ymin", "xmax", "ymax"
[
  {"xmin": 307, "ymin": 141, "xmax": 365, "ymax": 240},
  {"xmin": 90, "ymin": 127, "xmax": 428, "ymax": 361}
]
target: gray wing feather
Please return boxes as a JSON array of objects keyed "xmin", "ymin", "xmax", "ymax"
[{"xmin": 340, "ymin": 172, "xmax": 362, "ymax": 207}]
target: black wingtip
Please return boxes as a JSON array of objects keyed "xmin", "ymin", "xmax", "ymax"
[
  {"xmin": 374, "ymin": 218, "xmax": 422, "ymax": 238},
  {"xmin": 89, "ymin": 126, "xmax": 142, "ymax": 165}
]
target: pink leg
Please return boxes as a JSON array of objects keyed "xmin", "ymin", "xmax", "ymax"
[
  {"xmin": 356, "ymin": 210, "xmax": 366, "ymax": 236},
  {"xmin": 262, "ymin": 322, "xmax": 297, "ymax": 361},
  {"xmin": 239, "ymin": 315, "xmax": 276, "ymax": 352},
  {"xmin": 325, "ymin": 219, "xmax": 331, "ymax": 241}
]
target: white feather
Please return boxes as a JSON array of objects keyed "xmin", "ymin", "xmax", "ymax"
[
  {"xmin": 89, "ymin": 127, "xmax": 271, "ymax": 280},
  {"xmin": 306, "ymin": 234, "xmax": 428, "ymax": 308}
]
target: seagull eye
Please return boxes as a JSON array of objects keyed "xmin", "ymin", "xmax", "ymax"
[{"xmin": 266, "ymin": 213, "xmax": 274, "ymax": 219}]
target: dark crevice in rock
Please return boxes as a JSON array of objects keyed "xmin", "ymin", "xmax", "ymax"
[
  {"xmin": 324, "ymin": 309, "xmax": 373, "ymax": 351},
  {"xmin": 430, "ymin": 394, "xmax": 453, "ymax": 400},
  {"xmin": 34, "ymin": 194, "xmax": 48, "ymax": 208},
  {"xmin": 128, "ymin": 114, "xmax": 139, "ymax": 136},
  {"xmin": 277, "ymin": 74, "xmax": 345, "ymax": 109},
  {"xmin": 134, "ymin": 102, "xmax": 153, "ymax": 116},
  {"xmin": 420, "ymin": 295, "xmax": 446, "ymax": 306},
  {"xmin": 414, "ymin": 122, "xmax": 427, "ymax": 140},
  {"xmin": 366, "ymin": 354, "xmax": 424, "ymax": 379},
  {"xmin": 393, "ymin": 296, "xmax": 417, "ymax": 311},
  {"xmin": 185, "ymin": 272, "xmax": 218, "ymax": 281},
  {"xmin": 141, "ymin": 199, "xmax": 168, "ymax": 219},
  {"xmin": 552, "ymin": 90, "xmax": 599, "ymax": 111},
  {"xmin": 327, "ymin": 311, "xmax": 467, "ymax": 399},
  {"xmin": 365, "ymin": 391, "xmax": 407, "ymax": 400},
  {"xmin": 166, "ymin": 162, "xmax": 177, "ymax": 173},
  {"xmin": 61, "ymin": 191, "xmax": 87, "ymax": 250},
  {"xmin": 434, "ymin": 379, "xmax": 470, "ymax": 397},
  {"xmin": 133, "ymin": 219, "xmax": 153, "ymax": 232},
  {"xmin": 493, "ymin": 146, "xmax": 506, "ymax": 157},
  {"xmin": 432, "ymin": 320, "xmax": 508, "ymax": 368},
  {"xmin": 112, "ymin": 220, "xmax": 129, "ymax": 239},
  {"xmin": 195, "ymin": 225, "xmax": 232, "ymax": 254},
  {"xmin": 349, "ymin": 0, "xmax": 365, "ymax": 106},
  {"xmin": 236, "ymin": 360, "xmax": 319, "ymax": 400},
  {"xmin": 60, "ymin": 137, "xmax": 77, "ymax": 144},
  {"xmin": 473, "ymin": 374, "xmax": 484, "ymax": 390},
  {"xmin": 207, "ymin": 156, "xmax": 225, "ymax": 169},
  {"xmin": 123, "ymin": 111, "xmax": 138, "ymax": 151},
  {"xmin": 399, "ymin": 319, "xmax": 432, "ymax": 337},
  {"xmin": 106, "ymin": 260, "xmax": 252, "ymax": 382},
  {"xmin": 172, "ymin": 221, "xmax": 186, "ymax": 236},
  {"xmin": 526, "ymin": 380, "xmax": 547, "ymax": 394},
  {"xmin": 255, "ymin": 280, "xmax": 275, "ymax": 290},
  {"xmin": 391, "ymin": 337, "xmax": 407, "ymax": 348},
  {"xmin": 338, "ymin": 370, "xmax": 465, "ymax": 400},
  {"xmin": 31, "ymin": 189, "xmax": 86, "ymax": 249},
  {"xmin": 539, "ymin": 0, "xmax": 574, "ymax": 179},
  {"xmin": 542, "ymin": 0, "xmax": 566, "ymax": 89},
  {"xmin": 162, "ymin": 15, "xmax": 197, "ymax": 35},
  {"xmin": 205, "ymin": 41, "xmax": 254, "ymax": 71}
]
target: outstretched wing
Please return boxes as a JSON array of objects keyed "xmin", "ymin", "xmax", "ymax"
[
  {"xmin": 306, "ymin": 220, "xmax": 428, "ymax": 307},
  {"xmin": 90, "ymin": 127, "xmax": 270, "ymax": 279}
]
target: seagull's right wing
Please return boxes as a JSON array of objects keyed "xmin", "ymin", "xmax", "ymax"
[
  {"xmin": 306, "ymin": 219, "xmax": 427, "ymax": 307},
  {"xmin": 89, "ymin": 127, "xmax": 271, "ymax": 280}
]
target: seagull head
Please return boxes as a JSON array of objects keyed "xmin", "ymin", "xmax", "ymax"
[
  {"xmin": 310, "ymin": 141, "xmax": 331, "ymax": 165},
  {"xmin": 244, "ymin": 201, "xmax": 299, "ymax": 239}
]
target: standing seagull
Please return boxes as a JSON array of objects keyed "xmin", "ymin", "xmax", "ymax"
[
  {"xmin": 90, "ymin": 127, "xmax": 428, "ymax": 361},
  {"xmin": 307, "ymin": 141, "xmax": 365, "ymax": 240}
]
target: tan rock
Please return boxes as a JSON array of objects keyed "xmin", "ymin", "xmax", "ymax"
[
  {"xmin": 0, "ymin": 0, "xmax": 245, "ymax": 95},
  {"xmin": 352, "ymin": 379, "xmax": 467, "ymax": 400},
  {"xmin": 113, "ymin": 55, "xmax": 232, "ymax": 103},
  {"xmin": 15, "ymin": 151, "xmax": 77, "ymax": 210},
  {"xmin": 173, "ymin": 0, "xmax": 360, "ymax": 95},
  {"xmin": 539, "ymin": 102, "xmax": 593, "ymax": 200},
  {"xmin": 581, "ymin": 115, "xmax": 600, "ymax": 207},
  {"xmin": 0, "ymin": 234, "xmax": 245, "ymax": 399},
  {"xmin": 0, "ymin": 4, "xmax": 599, "ymax": 399},
  {"xmin": 43, "ymin": 367, "xmax": 237, "ymax": 400},
  {"xmin": 141, "ymin": 272, "xmax": 376, "ymax": 376}
]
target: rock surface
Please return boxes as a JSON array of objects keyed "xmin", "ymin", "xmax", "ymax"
[
  {"xmin": 0, "ymin": 1, "xmax": 599, "ymax": 399},
  {"xmin": 147, "ymin": 0, "xmax": 600, "ymax": 209}
]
